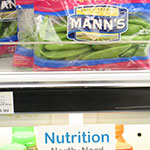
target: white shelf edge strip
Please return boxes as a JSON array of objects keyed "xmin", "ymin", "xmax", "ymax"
[
  {"xmin": 0, "ymin": 82, "xmax": 150, "ymax": 88},
  {"xmin": 1, "ymin": 71, "xmax": 150, "ymax": 88}
]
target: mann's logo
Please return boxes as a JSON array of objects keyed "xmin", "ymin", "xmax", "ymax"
[
  {"xmin": 1, "ymin": 0, "xmax": 16, "ymax": 10},
  {"xmin": 67, "ymin": 5, "xmax": 128, "ymax": 41}
]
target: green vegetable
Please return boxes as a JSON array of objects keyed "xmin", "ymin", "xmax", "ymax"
[
  {"xmin": 35, "ymin": 46, "xmax": 42, "ymax": 57},
  {"xmin": 40, "ymin": 47, "xmax": 92, "ymax": 59},
  {"xmin": 92, "ymin": 43, "xmax": 129, "ymax": 51},
  {"xmin": 121, "ymin": 35, "xmax": 137, "ymax": 41},
  {"xmin": 82, "ymin": 44, "xmax": 132, "ymax": 60},
  {"xmin": 45, "ymin": 44, "xmax": 89, "ymax": 51},
  {"xmin": 57, "ymin": 33, "xmax": 68, "ymax": 40},
  {"xmin": 54, "ymin": 26, "xmax": 67, "ymax": 33},
  {"xmin": 133, "ymin": 35, "xmax": 150, "ymax": 40},
  {"xmin": 92, "ymin": 45, "xmax": 108, "ymax": 50},
  {"xmin": 0, "ymin": 23, "xmax": 3, "ymax": 37},
  {"xmin": 134, "ymin": 48, "xmax": 147, "ymax": 57},
  {"xmin": 0, "ymin": 21, "xmax": 17, "ymax": 38},
  {"xmin": 35, "ymin": 15, "xmax": 150, "ymax": 63},
  {"xmin": 134, "ymin": 44, "xmax": 149, "ymax": 57},
  {"xmin": 129, "ymin": 18, "xmax": 150, "ymax": 28},
  {"xmin": 120, "ymin": 47, "xmax": 137, "ymax": 57},
  {"xmin": 122, "ymin": 24, "xmax": 142, "ymax": 36},
  {"xmin": 65, "ymin": 52, "xmax": 92, "ymax": 61},
  {"xmin": 0, "ymin": 23, "xmax": 2, "ymax": 31},
  {"xmin": 65, "ymin": 56, "xmax": 77, "ymax": 61},
  {"xmin": 38, "ymin": 16, "xmax": 51, "ymax": 41},
  {"xmin": 61, "ymin": 35, "xmax": 69, "ymax": 41},
  {"xmin": 9, "ymin": 22, "xmax": 17, "ymax": 36}
]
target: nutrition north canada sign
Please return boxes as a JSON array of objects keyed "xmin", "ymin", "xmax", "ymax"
[{"xmin": 37, "ymin": 124, "xmax": 115, "ymax": 150}]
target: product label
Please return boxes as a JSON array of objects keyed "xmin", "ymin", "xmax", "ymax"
[
  {"xmin": 16, "ymin": 0, "xmax": 33, "ymax": 6},
  {"xmin": 37, "ymin": 124, "xmax": 115, "ymax": 150},
  {"xmin": 68, "ymin": 5, "xmax": 128, "ymax": 41},
  {"xmin": 0, "ymin": 0, "xmax": 16, "ymax": 21},
  {"xmin": 0, "ymin": 92, "xmax": 14, "ymax": 114},
  {"xmin": 34, "ymin": 0, "xmax": 150, "ymax": 13}
]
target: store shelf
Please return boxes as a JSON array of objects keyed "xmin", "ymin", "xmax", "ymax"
[
  {"xmin": 1, "ymin": 56, "xmax": 150, "ymax": 88},
  {"xmin": 1, "ymin": 56, "xmax": 150, "ymax": 112},
  {"xmin": 1, "ymin": 71, "xmax": 150, "ymax": 88},
  {"xmin": 1, "ymin": 70, "xmax": 150, "ymax": 112}
]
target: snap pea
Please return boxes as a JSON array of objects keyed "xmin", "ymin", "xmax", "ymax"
[
  {"xmin": 54, "ymin": 23, "xmax": 66, "ymax": 28},
  {"xmin": 65, "ymin": 56, "xmax": 77, "ymax": 61},
  {"xmin": 120, "ymin": 47, "xmax": 137, "ymax": 57},
  {"xmin": 121, "ymin": 35, "xmax": 136, "ymax": 41},
  {"xmin": 129, "ymin": 18, "xmax": 150, "ymax": 28},
  {"xmin": 54, "ymin": 26, "xmax": 67, "ymax": 33},
  {"xmin": 40, "ymin": 47, "xmax": 92, "ymax": 59},
  {"xmin": 35, "ymin": 34, "xmax": 44, "ymax": 57},
  {"xmin": 133, "ymin": 35, "xmax": 150, "ymax": 40},
  {"xmin": 134, "ymin": 47, "xmax": 148, "ymax": 57},
  {"xmin": 122, "ymin": 24, "xmax": 142, "ymax": 36},
  {"xmin": 82, "ymin": 44, "xmax": 132, "ymax": 60},
  {"xmin": 38, "ymin": 17, "xmax": 68, "ymax": 42},
  {"xmin": 92, "ymin": 45, "xmax": 108, "ymax": 50},
  {"xmin": 65, "ymin": 52, "xmax": 92, "ymax": 61},
  {"xmin": 133, "ymin": 36, "xmax": 144, "ymax": 41},
  {"xmin": 143, "ymin": 35, "xmax": 150, "ymax": 40},
  {"xmin": 61, "ymin": 35, "xmax": 70, "ymax": 41},
  {"xmin": 45, "ymin": 43, "xmax": 89, "ymax": 51},
  {"xmin": 35, "ymin": 47, "xmax": 41, "ymax": 57},
  {"xmin": 57, "ymin": 33, "xmax": 68, "ymax": 40},
  {"xmin": 92, "ymin": 43, "xmax": 129, "ymax": 51}
]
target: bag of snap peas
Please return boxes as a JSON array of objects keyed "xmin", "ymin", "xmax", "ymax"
[
  {"xmin": 34, "ymin": 0, "xmax": 150, "ymax": 71},
  {"xmin": 0, "ymin": 0, "xmax": 18, "ymax": 57},
  {"xmin": 13, "ymin": 0, "xmax": 35, "ymax": 68}
]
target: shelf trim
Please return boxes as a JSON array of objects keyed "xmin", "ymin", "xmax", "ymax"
[{"xmin": 0, "ymin": 71, "xmax": 150, "ymax": 88}]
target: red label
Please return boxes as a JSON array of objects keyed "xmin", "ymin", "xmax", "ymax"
[
  {"xmin": 34, "ymin": 0, "xmax": 150, "ymax": 12},
  {"xmin": 13, "ymin": 54, "xmax": 33, "ymax": 67},
  {"xmin": 0, "ymin": 45, "xmax": 16, "ymax": 56},
  {"xmin": 33, "ymin": 59, "xmax": 150, "ymax": 71},
  {"xmin": 16, "ymin": 0, "xmax": 33, "ymax": 5}
]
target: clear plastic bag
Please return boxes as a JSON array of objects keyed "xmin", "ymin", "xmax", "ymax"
[
  {"xmin": 13, "ymin": 0, "xmax": 35, "ymax": 68},
  {"xmin": 34, "ymin": 0, "xmax": 150, "ymax": 71},
  {"xmin": 0, "ymin": 0, "xmax": 17, "ymax": 57}
]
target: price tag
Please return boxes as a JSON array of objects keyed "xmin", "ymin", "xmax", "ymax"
[{"xmin": 0, "ymin": 92, "xmax": 14, "ymax": 114}]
